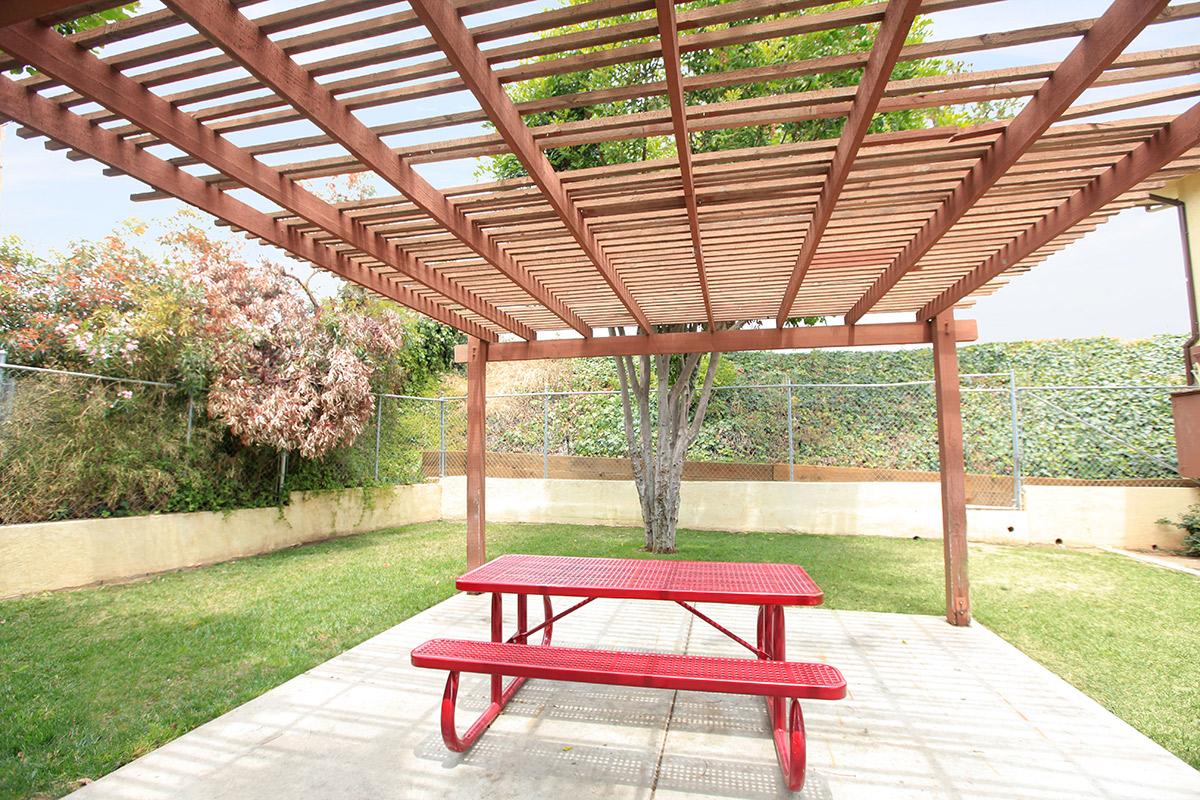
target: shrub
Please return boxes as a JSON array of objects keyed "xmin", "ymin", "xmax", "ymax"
[
  {"xmin": 1158, "ymin": 505, "xmax": 1200, "ymax": 556},
  {"xmin": 0, "ymin": 375, "xmax": 279, "ymax": 524}
]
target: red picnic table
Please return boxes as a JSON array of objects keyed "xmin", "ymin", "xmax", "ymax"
[{"xmin": 411, "ymin": 554, "xmax": 847, "ymax": 792}]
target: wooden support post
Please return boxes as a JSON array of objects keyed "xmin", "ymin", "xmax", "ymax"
[
  {"xmin": 931, "ymin": 310, "xmax": 970, "ymax": 626},
  {"xmin": 466, "ymin": 336, "xmax": 488, "ymax": 570}
]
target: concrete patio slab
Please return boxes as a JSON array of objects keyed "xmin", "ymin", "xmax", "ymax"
[{"xmin": 68, "ymin": 593, "xmax": 1200, "ymax": 800}]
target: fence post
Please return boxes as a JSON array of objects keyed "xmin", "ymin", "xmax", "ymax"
[
  {"xmin": 1009, "ymin": 370, "xmax": 1022, "ymax": 509},
  {"xmin": 786, "ymin": 380, "xmax": 795, "ymax": 481},
  {"xmin": 439, "ymin": 397, "xmax": 446, "ymax": 478},
  {"xmin": 373, "ymin": 394, "xmax": 383, "ymax": 482},
  {"xmin": 0, "ymin": 349, "xmax": 10, "ymax": 422},
  {"xmin": 185, "ymin": 394, "xmax": 195, "ymax": 448},
  {"xmin": 543, "ymin": 383, "xmax": 550, "ymax": 480}
]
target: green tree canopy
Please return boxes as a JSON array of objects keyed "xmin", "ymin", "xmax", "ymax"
[
  {"xmin": 8, "ymin": 4, "xmax": 141, "ymax": 76},
  {"xmin": 483, "ymin": 0, "xmax": 1006, "ymax": 181}
]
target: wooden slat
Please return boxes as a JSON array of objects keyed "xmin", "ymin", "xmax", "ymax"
[
  {"xmin": 0, "ymin": 73, "xmax": 497, "ymax": 341},
  {"xmin": 845, "ymin": 0, "xmax": 1172, "ymax": 323},
  {"xmin": 0, "ymin": 1, "xmax": 126, "ymax": 28},
  {"xmin": 142, "ymin": 49, "xmax": 1200, "ymax": 196},
  {"xmin": 920, "ymin": 99, "xmax": 1200, "ymax": 320},
  {"xmin": 1, "ymin": 0, "xmax": 1196, "ymax": 339},
  {"xmin": 163, "ymin": 0, "xmax": 589, "ymax": 338},
  {"xmin": 75, "ymin": 3, "xmax": 1196, "ymax": 164},
  {"xmin": 655, "ymin": 0, "xmax": 714, "ymax": 329},
  {"xmin": 774, "ymin": 0, "xmax": 922, "ymax": 326},
  {"xmin": 0, "ymin": 20, "xmax": 536, "ymax": 341},
  {"xmin": 410, "ymin": 0, "xmax": 653, "ymax": 331}
]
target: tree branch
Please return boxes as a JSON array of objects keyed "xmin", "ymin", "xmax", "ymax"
[{"xmin": 281, "ymin": 268, "xmax": 320, "ymax": 311}]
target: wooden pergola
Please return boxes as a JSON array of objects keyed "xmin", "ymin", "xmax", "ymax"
[{"xmin": 2, "ymin": 0, "xmax": 1199, "ymax": 626}]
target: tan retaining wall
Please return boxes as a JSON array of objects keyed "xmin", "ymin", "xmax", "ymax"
[
  {"xmin": 0, "ymin": 483, "xmax": 441, "ymax": 599},
  {"xmin": 440, "ymin": 477, "xmax": 1194, "ymax": 550},
  {"xmin": 5, "ymin": 477, "xmax": 1193, "ymax": 599}
]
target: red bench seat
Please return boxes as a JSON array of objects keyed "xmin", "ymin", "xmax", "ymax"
[{"xmin": 411, "ymin": 638, "xmax": 846, "ymax": 700}]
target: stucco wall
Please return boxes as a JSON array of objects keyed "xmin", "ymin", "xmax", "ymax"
[
  {"xmin": 441, "ymin": 477, "xmax": 1192, "ymax": 550},
  {"xmin": 1023, "ymin": 484, "xmax": 1196, "ymax": 549},
  {"xmin": 0, "ymin": 483, "xmax": 442, "ymax": 599},
  {"xmin": 5, "ymin": 477, "xmax": 1192, "ymax": 599}
]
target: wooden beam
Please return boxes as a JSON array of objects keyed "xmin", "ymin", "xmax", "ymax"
[
  {"xmin": 0, "ymin": 1, "xmax": 126, "ymax": 28},
  {"xmin": 0, "ymin": 72, "xmax": 498, "ymax": 342},
  {"xmin": 409, "ymin": 0, "xmax": 653, "ymax": 332},
  {"xmin": 55, "ymin": 1, "xmax": 1199, "ymax": 156},
  {"xmin": 0, "ymin": 20, "xmax": 536, "ymax": 342},
  {"xmin": 919, "ymin": 100, "xmax": 1200, "ymax": 320},
  {"xmin": 654, "ymin": 0, "xmax": 714, "ymax": 330},
  {"xmin": 454, "ymin": 319, "xmax": 978, "ymax": 362},
  {"xmin": 932, "ymin": 309, "xmax": 970, "ymax": 626},
  {"xmin": 466, "ymin": 336, "xmax": 488, "ymax": 571},
  {"xmin": 845, "ymin": 0, "xmax": 1170, "ymax": 324},
  {"xmin": 774, "ymin": 0, "xmax": 921, "ymax": 327},
  {"xmin": 162, "ymin": 0, "xmax": 590, "ymax": 339}
]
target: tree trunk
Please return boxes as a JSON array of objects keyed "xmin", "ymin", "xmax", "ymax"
[{"xmin": 613, "ymin": 327, "xmax": 726, "ymax": 553}]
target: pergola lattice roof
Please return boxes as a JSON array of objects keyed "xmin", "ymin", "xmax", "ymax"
[{"xmin": 2, "ymin": 0, "xmax": 1199, "ymax": 343}]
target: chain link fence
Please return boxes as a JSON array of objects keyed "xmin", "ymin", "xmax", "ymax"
[
  {"xmin": 433, "ymin": 375, "xmax": 1192, "ymax": 510},
  {"xmin": 0, "ymin": 352, "xmax": 1192, "ymax": 524}
]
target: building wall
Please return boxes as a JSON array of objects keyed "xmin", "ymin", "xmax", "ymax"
[
  {"xmin": 441, "ymin": 477, "xmax": 1193, "ymax": 550},
  {"xmin": 1161, "ymin": 173, "xmax": 1200, "ymax": 324},
  {"xmin": 0, "ymin": 484, "xmax": 442, "ymax": 599}
]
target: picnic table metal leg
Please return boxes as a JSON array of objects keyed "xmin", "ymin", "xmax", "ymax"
[
  {"xmin": 773, "ymin": 698, "xmax": 807, "ymax": 792},
  {"xmin": 491, "ymin": 593, "xmax": 503, "ymax": 703},
  {"xmin": 763, "ymin": 605, "xmax": 786, "ymax": 726},
  {"xmin": 758, "ymin": 604, "xmax": 807, "ymax": 792},
  {"xmin": 439, "ymin": 593, "xmax": 555, "ymax": 753}
]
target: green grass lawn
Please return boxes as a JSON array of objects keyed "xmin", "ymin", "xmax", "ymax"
[{"xmin": 2, "ymin": 522, "xmax": 1197, "ymax": 798}]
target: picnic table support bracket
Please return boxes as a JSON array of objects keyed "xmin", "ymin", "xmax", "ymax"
[
  {"xmin": 509, "ymin": 596, "xmax": 589, "ymax": 644},
  {"xmin": 441, "ymin": 591, "xmax": 555, "ymax": 753},
  {"xmin": 932, "ymin": 310, "xmax": 971, "ymax": 626},
  {"xmin": 676, "ymin": 600, "xmax": 770, "ymax": 659}
]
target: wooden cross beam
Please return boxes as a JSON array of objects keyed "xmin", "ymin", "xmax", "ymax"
[
  {"xmin": 0, "ymin": 72, "xmax": 498, "ymax": 341},
  {"xmin": 844, "ymin": 0, "xmax": 1171, "ymax": 324},
  {"xmin": 654, "ymin": 0, "xmax": 715, "ymax": 330},
  {"xmin": 0, "ymin": 19, "xmax": 535, "ymax": 342},
  {"xmin": 774, "ymin": 0, "xmax": 922, "ymax": 327},
  {"xmin": 919, "ymin": 100, "xmax": 1200, "ymax": 320},
  {"xmin": 454, "ymin": 320, "xmax": 978, "ymax": 362},
  {"xmin": 162, "ymin": 0, "xmax": 589, "ymax": 339},
  {"xmin": 409, "ymin": 0, "xmax": 653, "ymax": 333}
]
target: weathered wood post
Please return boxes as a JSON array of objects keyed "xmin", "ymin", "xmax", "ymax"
[
  {"xmin": 466, "ymin": 336, "xmax": 488, "ymax": 570},
  {"xmin": 932, "ymin": 310, "xmax": 970, "ymax": 626}
]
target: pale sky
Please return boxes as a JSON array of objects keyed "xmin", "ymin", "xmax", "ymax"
[{"xmin": 0, "ymin": 1, "xmax": 1196, "ymax": 344}]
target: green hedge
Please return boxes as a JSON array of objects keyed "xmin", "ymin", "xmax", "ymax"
[{"xmin": 485, "ymin": 335, "xmax": 1188, "ymax": 480}]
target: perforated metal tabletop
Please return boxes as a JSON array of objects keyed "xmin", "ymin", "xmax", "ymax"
[{"xmin": 457, "ymin": 554, "xmax": 823, "ymax": 605}]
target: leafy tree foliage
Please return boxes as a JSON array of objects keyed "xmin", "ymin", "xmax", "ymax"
[
  {"xmin": 0, "ymin": 217, "xmax": 420, "ymax": 459},
  {"xmin": 8, "ymin": 4, "xmax": 142, "ymax": 76},
  {"xmin": 483, "ymin": 0, "xmax": 1004, "ymax": 180}
]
